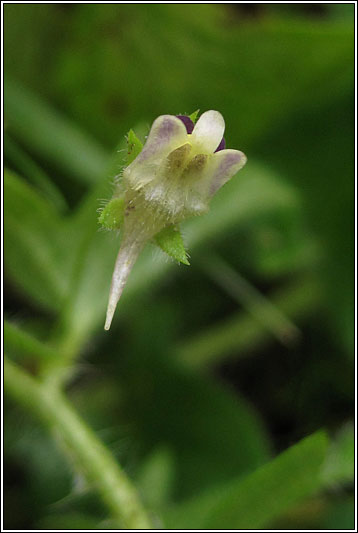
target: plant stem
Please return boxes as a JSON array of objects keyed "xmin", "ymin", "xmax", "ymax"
[
  {"xmin": 4, "ymin": 356, "xmax": 152, "ymax": 529},
  {"xmin": 175, "ymin": 276, "xmax": 321, "ymax": 369},
  {"xmin": 200, "ymin": 254, "xmax": 301, "ymax": 347},
  {"xmin": 4, "ymin": 319, "xmax": 60, "ymax": 363}
]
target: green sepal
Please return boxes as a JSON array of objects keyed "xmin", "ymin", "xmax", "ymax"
[
  {"xmin": 189, "ymin": 109, "xmax": 200, "ymax": 123},
  {"xmin": 126, "ymin": 129, "xmax": 143, "ymax": 165},
  {"xmin": 154, "ymin": 225, "xmax": 190, "ymax": 265},
  {"xmin": 98, "ymin": 196, "xmax": 125, "ymax": 230}
]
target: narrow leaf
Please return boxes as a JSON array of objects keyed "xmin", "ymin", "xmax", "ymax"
[
  {"xmin": 4, "ymin": 169, "xmax": 69, "ymax": 310},
  {"xmin": 4, "ymin": 77, "xmax": 108, "ymax": 185},
  {"xmin": 164, "ymin": 431, "xmax": 328, "ymax": 529},
  {"xmin": 5, "ymin": 134, "xmax": 68, "ymax": 212}
]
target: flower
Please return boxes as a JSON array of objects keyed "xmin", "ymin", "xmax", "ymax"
[
  {"xmin": 103, "ymin": 110, "xmax": 247, "ymax": 330},
  {"xmin": 123, "ymin": 110, "xmax": 246, "ymax": 224}
]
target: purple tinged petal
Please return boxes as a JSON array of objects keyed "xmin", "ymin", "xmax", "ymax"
[
  {"xmin": 215, "ymin": 137, "xmax": 226, "ymax": 152},
  {"xmin": 176, "ymin": 115, "xmax": 195, "ymax": 134},
  {"xmin": 208, "ymin": 150, "xmax": 247, "ymax": 196},
  {"xmin": 135, "ymin": 115, "xmax": 187, "ymax": 163}
]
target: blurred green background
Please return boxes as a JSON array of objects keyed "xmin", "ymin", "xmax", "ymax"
[{"xmin": 4, "ymin": 3, "xmax": 355, "ymax": 530}]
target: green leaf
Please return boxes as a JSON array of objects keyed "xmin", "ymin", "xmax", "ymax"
[
  {"xmin": 136, "ymin": 446, "xmax": 176, "ymax": 509},
  {"xmin": 35, "ymin": 513, "xmax": 103, "ymax": 530},
  {"xmin": 122, "ymin": 350, "xmax": 271, "ymax": 501},
  {"xmin": 98, "ymin": 196, "xmax": 125, "ymax": 230},
  {"xmin": 188, "ymin": 109, "xmax": 200, "ymax": 123},
  {"xmin": 5, "ymin": 134, "xmax": 68, "ymax": 213},
  {"xmin": 322, "ymin": 498, "xmax": 355, "ymax": 530},
  {"xmin": 321, "ymin": 423, "xmax": 354, "ymax": 487},
  {"xmin": 154, "ymin": 225, "xmax": 190, "ymax": 265},
  {"xmin": 95, "ymin": 128, "xmax": 143, "ymax": 230},
  {"xmin": 98, "ymin": 128, "xmax": 143, "ymax": 230},
  {"xmin": 163, "ymin": 431, "xmax": 328, "ymax": 529},
  {"xmin": 4, "ymin": 77, "xmax": 108, "ymax": 185},
  {"xmin": 4, "ymin": 168, "xmax": 70, "ymax": 310},
  {"xmin": 4, "ymin": 409, "xmax": 72, "ymax": 510},
  {"xmin": 126, "ymin": 129, "xmax": 143, "ymax": 165}
]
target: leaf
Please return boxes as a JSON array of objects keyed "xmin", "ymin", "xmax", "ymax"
[
  {"xmin": 98, "ymin": 129, "xmax": 142, "ymax": 231},
  {"xmin": 136, "ymin": 446, "xmax": 176, "ymax": 509},
  {"xmin": 35, "ymin": 513, "xmax": 103, "ymax": 530},
  {"xmin": 154, "ymin": 225, "xmax": 190, "ymax": 265},
  {"xmin": 4, "ymin": 77, "xmax": 108, "ymax": 185},
  {"xmin": 4, "ymin": 169, "xmax": 70, "ymax": 310},
  {"xmin": 122, "ymin": 349, "xmax": 271, "ymax": 501},
  {"xmin": 322, "ymin": 498, "xmax": 355, "ymax": 530},
  {"xmin": 188, "ymin": 109, "xmax": 200, "ymax": 123},
  {"xmin": 5, "ymin": 134, "xmax": 68, "ymax": 213},
  {"xmin": 98, "ymin": 196, "xmax": 125, "ymax": 230},
  {"xmin": 4, "ymin": 409, "xmax": 72, "ymax": 511},
  {"xmin": 126, "ymin": 129, "xmax": 143, "ymax": 164},
  {"xmin": 321, "ymin": 423, "xmax": 354, "ymax": 487},
  {"xmin": 163, "ymin": 431, "xmax": 328, "ymax": 529}
]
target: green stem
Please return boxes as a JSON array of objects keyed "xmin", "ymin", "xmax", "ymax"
[
  {"xmin": 175, "ymin": 276, "xmax": 321, "ymax": 369},
  {"xmin": 4, "ymin": 319, "xmax": 60, "ymax": 363},
  {"xmin": 4, "ymin": 356, "xmax": 152, "ymax": 529},
  {"xmin": 199, "ymin": 254, "xmax": 301, "ymax": 347}
]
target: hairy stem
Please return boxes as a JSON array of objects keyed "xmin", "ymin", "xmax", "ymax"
[{"xmin": 4, "ymin": 356, "xmax": 152, "ymax": 529}]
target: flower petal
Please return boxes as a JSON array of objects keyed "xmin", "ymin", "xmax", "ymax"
[
  {"xmin": 136, "ymin": 115, "xmax": 188, "ymax": 164},
  {"xmin": 125, "ymin": 115, "xmax": 188, "ymax": 190},
  {"xmin": 204, "ymin": 149, "xmax": 247, "ymax": 197},
  {"xmin": 190, "ymin": 110, "xmax": 225, "ymax": 154}
]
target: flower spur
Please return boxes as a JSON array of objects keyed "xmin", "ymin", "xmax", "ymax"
[{"xmin": 100, "ymin": 110, "xmax": 247, "ymax": 330}]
